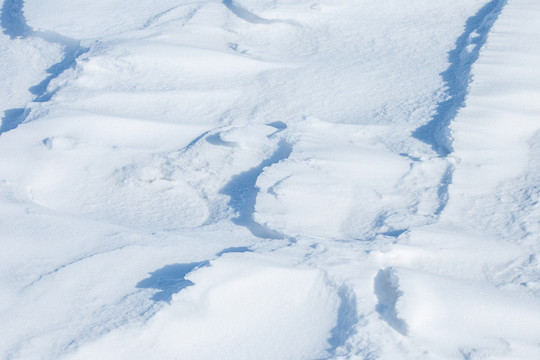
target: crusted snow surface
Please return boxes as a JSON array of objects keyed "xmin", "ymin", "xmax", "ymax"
[{"xmin": 1, "ymin": 0, "xmax": 539, "ymax": 359}]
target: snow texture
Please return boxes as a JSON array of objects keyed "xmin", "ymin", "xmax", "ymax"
[{"xmin": 1, "ymin": 0, "xmax": 540, "ymax": 359}]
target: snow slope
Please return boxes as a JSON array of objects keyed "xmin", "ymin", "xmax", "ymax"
[{"xmin": 0, "ymin": 0, "xmax": 539, "ymax": 359}]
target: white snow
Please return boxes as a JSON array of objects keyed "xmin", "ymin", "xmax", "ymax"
[{"xmin": 1, "ymin": 0, "xmax": 539, "ymax": 359}]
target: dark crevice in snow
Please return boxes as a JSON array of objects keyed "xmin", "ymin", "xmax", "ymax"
[
  {"xmin": 182, "ymin": 130, "xmax": 210, "ymax": 152},
  {"xmin": 413, "ymin": 0, "xmax": 507, "ymax": 157},
  {"xmin": 266, "ymin": 121, "xmax": 287, "ymax": 138},
  {"xmin": 411, "ymin": 0, "xmax": 507, "ymax": 218},
  {"xmin": 0, "ymin": 0, "xmax": 88, "ymax": 135},
  {"xmin": 324, "ymin": 286, "xmax": 359, "ymax": 358},
  {"xmin": 29, "ymin": 33, "xmax": 87, "ymax": 103},
  {"xmin": 222, "ymin": 0, "xmax": 297, "ymax": 26},
  {"xmin": 216, "ymin": 246, "xmax": 252, "ymax": 256},
  {"xmin": 137, "ymin": 261, "xmax": 210, "ymax": 303},
  {"xmin": 206, "ymin": 133, "xmax": 236, "ymax": 147},
  {"xmin": 434, "ymin": 163, "xmax": 455, "ymax": 215},
  {"xmin": 0, "ymin": 108, "xmax": 27, "ymax": 134},
  {"xmin": 379, "ymin": 229, "xmax": 407, "ymax": 238},
  {"xmin": 222, "ymin": 0, "xmax": 273, "ymax": 24},
  {"xmin": 1, "ymin": 0, "xmax": 30, "ymax": 38},
  {"xmin": 138, "ymin": 247, "xmax": 252, "ymax": 303},
  {"xmin": 220, "ymin": 139, "xmax": 292, "ymax": 239},
  {"xmin": 373, "ymin": 268, "xmax": 407, "ymax": 335}
]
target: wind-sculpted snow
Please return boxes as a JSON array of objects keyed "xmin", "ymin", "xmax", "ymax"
[
  {"xmin": 0, "ymin": 0, "xmax": 87, "ymax": 134},
  {"xmin": 1, "ymin": 0, "xmax": 540, "ymax": 358}
]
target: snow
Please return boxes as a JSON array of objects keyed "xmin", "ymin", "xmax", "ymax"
[
  {"xmin": 68, "ymin": 255, "xmax": 340, "ymax": 360},
  {"xmin": 1, "ymin": 0, "xmax": 539, "ymax": 359}
]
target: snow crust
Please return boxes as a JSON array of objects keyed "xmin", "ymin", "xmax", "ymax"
[{"xmin": 1, "ymin": 0, "xmax": 540, "ymax": 358}]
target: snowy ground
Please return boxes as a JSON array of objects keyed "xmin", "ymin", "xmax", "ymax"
[{"xmin": 1, "ymin": 0, "xmax": 539, "ymax": 359}]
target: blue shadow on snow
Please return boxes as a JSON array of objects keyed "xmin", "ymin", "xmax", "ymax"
[
  {"xmin": 412, "ymin": 0, "xmax": 507, "ymax": 157},
  {"xmin": 138, "ymin": 247, "xmax": 252, "ymax": 302},
  {"xmin": 0, "ymin": 0, "xmax": 88, "ymax": 135},
  {"xmin": 220, "ymin": 139, "xmax": 292, "ymax": 239},
  {"xmin": 0, "ymin": 108, "xmax": 26, "ymax": 133},
  {"xmin": 216, "ymin": 246, "xmax": 252, "ymax": 256},
  {"xmin": 0, "ymin": 0, "xmax": 30, "ymax": 38},
  {"xmin": 136, "ymin": 261, "xmax": 210, "ymax": 303},
  {"xmin": 324, "ymin": 286, "xmax": 359, "ymax": 357}
]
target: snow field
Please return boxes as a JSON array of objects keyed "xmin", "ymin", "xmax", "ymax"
[{"xmin": 1, "ymin": 0, "xmax": 539, "ymax": 359}]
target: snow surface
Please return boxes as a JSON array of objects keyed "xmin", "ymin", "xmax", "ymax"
[{"xmin": 1, "ymin": 0, "xmax": 539, "ymax": 359}]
